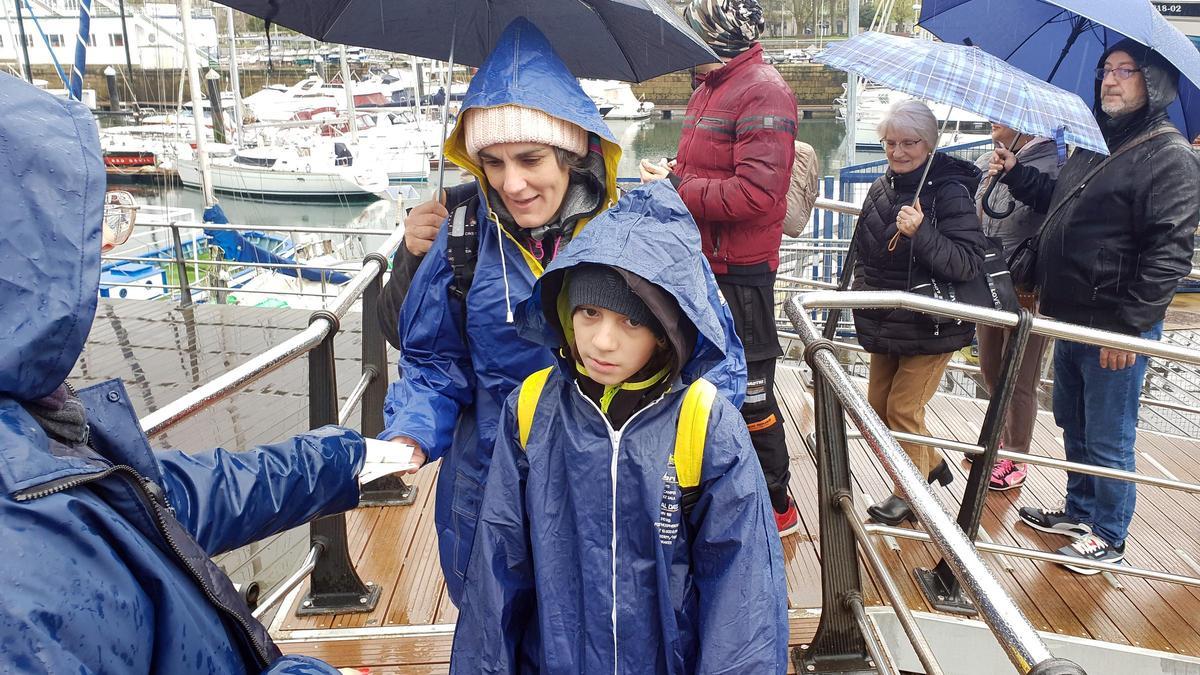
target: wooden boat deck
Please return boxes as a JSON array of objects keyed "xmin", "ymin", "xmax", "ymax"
[{"xmin": 80, "ymin": 300, "xmax": 1200, "ymax": 672}]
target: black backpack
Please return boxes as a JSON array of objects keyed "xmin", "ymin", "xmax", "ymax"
[{"xmin": 377, "ymin": 183, "xmax": 480, "ymax": 350}]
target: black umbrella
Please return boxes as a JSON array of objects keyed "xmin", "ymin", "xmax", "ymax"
[{"xmin": 217, "ymin": 0, "xmax": 720, "ymax": 83}]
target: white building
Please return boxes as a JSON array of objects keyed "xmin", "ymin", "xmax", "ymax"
[{"xmin": 1, "ymin": 0, "xmax": 217, "ymax": 70}]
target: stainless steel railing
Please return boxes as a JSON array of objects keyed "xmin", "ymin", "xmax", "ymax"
[
  {"xmin": 787, "ymin": 293, "xmax": 1081, "ymax": 674},
  {"xmin": 138, "ymin": 227, "xmax": 403, "ymax": 436}
]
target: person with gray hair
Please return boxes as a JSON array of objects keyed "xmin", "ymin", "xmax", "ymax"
[{"xmin": 850, "ymin": 99, "xmax": 988, "ymax": 526}]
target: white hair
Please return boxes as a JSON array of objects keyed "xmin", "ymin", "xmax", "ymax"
[{"xmin": 876, "ymin": 99, "xmax": 939, "ymax": 149}]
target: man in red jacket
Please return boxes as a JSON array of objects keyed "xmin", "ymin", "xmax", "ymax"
[{"xmin": 642, "ymin": 0, "xmax": 799, "ymax": 536}]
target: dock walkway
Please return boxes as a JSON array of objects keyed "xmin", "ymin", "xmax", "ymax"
[{"xmin": 80, "ymin": 300, "xmax": 1200, "ymax": 672}]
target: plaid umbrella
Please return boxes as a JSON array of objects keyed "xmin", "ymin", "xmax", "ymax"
[{"xmin": 816, "ymin": 31, "xmax": 1108, "ymax": 156}]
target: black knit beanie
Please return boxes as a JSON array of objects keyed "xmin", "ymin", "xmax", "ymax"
[{"xmin": 568, "ymin": 266, "xmax": 664, "ymax": 336}]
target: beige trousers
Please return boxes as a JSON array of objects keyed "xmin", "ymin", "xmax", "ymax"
[{"xmin": 867, "ymin": 352, "xmax": 954, "ymax": 492}]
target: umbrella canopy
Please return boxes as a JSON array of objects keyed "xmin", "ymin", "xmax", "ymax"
[
  {"xmin": 920, "ymin": 0, "xmax": 1200, "ymax": 140},
  {"xmin": 815, "ymin": 31, "xmax": 1108, "ymax": 154},
  {"xmin": 211, "ymin": 0, "xmax": 719, "ymax": 83}
]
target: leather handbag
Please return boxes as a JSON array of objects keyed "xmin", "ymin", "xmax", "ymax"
[
  {"xmin": 1005, "ymin": 126, "xmax": 1181, "ymax": 290},
  {"xmin": 908, "ymin": 195, "xmax": 1020, "ymax": 323}
]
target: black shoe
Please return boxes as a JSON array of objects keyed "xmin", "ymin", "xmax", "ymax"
[
  {"xmin": 866, "ymin": 494, "xmax": 915, "ymax": 526},
  {"xmin": 927, "ymin": 460, "xmax": 953, "ymax": 487}
]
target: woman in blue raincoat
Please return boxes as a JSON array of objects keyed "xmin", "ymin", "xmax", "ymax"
[
  {"xmin": 451, "ymin": 182, "xmax": 788, "ymax": 674},
  {"xmin": 380, "ymin": 18, "xmax": 746, "ymax": 604},
  {"xmin": 0, "ymin": 73, "xmax": 367, "ymax": 674}
]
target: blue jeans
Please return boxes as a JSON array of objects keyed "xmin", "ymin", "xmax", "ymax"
[{"xmin": 1052, "ymin": 322, "xmax": 1162, "ymax": 549}]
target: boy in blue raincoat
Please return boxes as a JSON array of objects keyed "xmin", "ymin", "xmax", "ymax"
[
  {"xmin": 379, "ymin": 19, "xmax": 746, "ymax": 605},
  {"xmin": 451, "ymin": 182, "xmax": 788, "ymax": 674}
]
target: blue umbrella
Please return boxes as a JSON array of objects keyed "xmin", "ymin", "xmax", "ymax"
[
  {"xmin": 920, "ymin": 0, "xmax": 1200, "ymax": 140},
  {"xmin": 208, "ymin": 0, "xmax": 718, "ymax": 83},
  {"xmin": 816, "ymin": 32, "xmax": 1107, "ymax": 155}
]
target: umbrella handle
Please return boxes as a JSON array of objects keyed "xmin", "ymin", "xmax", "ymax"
[{"xmin": 982, "ymin": 171, "xmax": 1015, "ymax": 219}]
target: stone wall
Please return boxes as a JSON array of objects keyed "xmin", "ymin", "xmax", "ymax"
[
  {"xmin": 27, "ymin": 65, "xmax": 317, "ymax": 108},
  {"xmin": 631, "ymin": 63, "xmax": 845, "ymax": 108}
]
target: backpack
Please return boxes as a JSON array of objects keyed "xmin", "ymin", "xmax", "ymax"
[
  {"xmin": 782, "ymin": 140, "xmax": 820, "ymax": 238},
  {"xmin": 516, "ymin": 367, "xmax": 717, "ymax": 514}
]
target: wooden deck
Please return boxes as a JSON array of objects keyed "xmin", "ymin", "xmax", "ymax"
[{"xmin": 81, "ymin": 300, "xmax": 1200, "ymax": 672}]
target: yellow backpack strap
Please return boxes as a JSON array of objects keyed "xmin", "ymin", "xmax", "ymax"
[
  {"xmin": 517, "ymin": 366, "xmax": 555, "ymax": 450},
  {"xmin": 674, "ymin": 378, "xmax": 717, "ymax": 488}
]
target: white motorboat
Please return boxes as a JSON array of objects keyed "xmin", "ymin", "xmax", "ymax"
[{"xmin": 174, "ymin": 141, "xmax": 389, "ymax": 200}]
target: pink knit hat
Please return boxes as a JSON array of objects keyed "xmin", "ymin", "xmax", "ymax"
[{"xmin": 464, "ymin": 104, "xmax": 588, "ymax": 162}]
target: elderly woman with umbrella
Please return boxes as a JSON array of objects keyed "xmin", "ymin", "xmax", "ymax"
[
  {"xmin": 851, "ymin": 99, "xmax": 987, "ymax": 525},
  {"xmin": 378, "ymin": 18, "xmax": 745, "ymax": 605}
]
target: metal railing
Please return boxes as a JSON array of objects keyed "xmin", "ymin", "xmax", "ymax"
[
  {"xmin": 137, "ymin": 224, "xmax": 410, "ymax": 617},
  {"xmin": 789, "ymin": 287, "xmax": 1200, "ymax": 673},
  {"xmin": 787, "ymin": 292, "xmax": 1087, "ymax": 674}
]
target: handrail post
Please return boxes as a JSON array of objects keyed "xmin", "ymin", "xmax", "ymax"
[
  {"xmin": 358, "ymin": 253, "xmax": 416, "ymax": 507},
  {"xmin": 796, "ymin": 339, "xmax": 877, "ymax": 674},
  {"xmin": 298, "ymin": 310, "xmax": 381, "ymax": 615},
  {"xmin": 169, "ymin": 222, "xmax": 194, "ymax": 307},
  {"xmin": 916, "ymin": 310, "xmax": 1034, "ymax": 616}
]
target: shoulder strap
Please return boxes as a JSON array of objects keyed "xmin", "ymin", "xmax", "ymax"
[
  {"xmin": 446, "ymin": 195, "xmax": 480, "ymax": 301},
  {"xmin": 517, "ymin": 366, "xmax": 555, "ymax": 450},
  {"xmin": 1038, "ymin": 126, "xmax": 1180, "ymax": 232},
  {"xmin": 674, "ymin": 378, "xmax": 717, "ymax": 489}
]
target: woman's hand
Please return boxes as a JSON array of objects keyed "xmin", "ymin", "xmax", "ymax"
[
  {"xmin": 404, "ymin": 192, "xmax": 448, "ymax": 256},
  {"xmin": 988, "ymin": 147, "xmax": 1016, "ymax": 177},
  {"xmin": 896, "ymin": 202, "xmax": 924, "ymax": 238}
]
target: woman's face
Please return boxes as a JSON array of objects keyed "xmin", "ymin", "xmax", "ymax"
[
  {"xmin": 882, "ymin": 134, "xmax": 931, "ymax": 175},
  {"xmin": 478, "ymin": 142, "xmax": 571, "ymax": 229}
]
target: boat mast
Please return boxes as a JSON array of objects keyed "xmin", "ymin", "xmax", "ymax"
[
  {"xmin": 226, "ymin": 6, "xmax": 243, "ymax": 147},
  {"xmin": 180, "ymin": 0, "xmax": 215, "ymax": 206},
  {"xmin": 117, "ymin": 0, "xmax": 132, "ymax": 85},
  {"xmin": 69, "ymin": 0, "xmax": 92, "ymax": 101},
  {"xmin": 339, "ymin": 43, "xmax": 359, "ymax": 145},
  {"xmin": 846, "ymin": 0, "xmax": 859, "ymax": 164},
  {"xmin": 13, "ymin": 0, "xmax": 33, "ymax": 82}
]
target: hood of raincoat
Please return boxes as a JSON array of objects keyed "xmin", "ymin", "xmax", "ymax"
[
  {"xmin": 0, "ymin": 73, "xmax": 105, "ymax": 401},
  {"xmin": 1094, "ymin": 38, "xmax": 1180, "ymax": 148},
  {"xmin": 517, "ymin": 181, "xmax": 729, "ymax": 388},
  {"xmin": 443, "ymin": 17, "xmax": 621, "ymax": 230}
]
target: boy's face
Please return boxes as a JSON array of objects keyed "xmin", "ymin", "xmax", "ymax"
[{"xmin": 572, "ymin": 305, "xmax": 661, "ymax": 386}]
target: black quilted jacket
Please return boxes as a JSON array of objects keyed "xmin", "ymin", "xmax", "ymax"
[{"xmin": 851, "ymin": 153, "xmax": 986, "ymax": 355}]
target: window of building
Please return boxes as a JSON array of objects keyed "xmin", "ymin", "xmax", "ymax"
[
  {"xmin": 0, "ymin": 35, "xmax": 4, "ymax": 48},
  {"xmin": 109, "ymin": 33, "xmax": 124, "ymax": 47},
  {"xmin": 63, "ymin": 0, "xmax": 79, "ymax": 9},
  {"xmin": 89, "ymin": 33, "xmax": 97, "ymax": 47},
  {"xmin": 23, "ymin": 35, "xmax": 35, "ymax": 48},
  {"xmin": 48, "ymin": 34, "xmax": 65, "ymax": 47}
]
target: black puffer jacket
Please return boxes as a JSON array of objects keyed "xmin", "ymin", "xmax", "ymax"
[
  {"xmin": 1003, "ymin": 39, "xmax": 1200, "ymax": 336},
  {"xmin": 852, "ymin": 153, "xmax": 986, "ymax": 355}
]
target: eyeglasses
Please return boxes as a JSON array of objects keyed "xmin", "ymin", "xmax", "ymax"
[
  {"xmin": 103, "ymin": 190, "xmax": 138, "ymax": 247},
  {"xmin": 880, "ymin": 139, "xmax": 923, "ymax": 151},
  {"xmin": 1095, "ymin": 66, "xmax": 1141, "ymax": 81}
]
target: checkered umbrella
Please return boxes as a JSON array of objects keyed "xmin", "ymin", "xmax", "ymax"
[{"xmin": 816, "ymin": 31, "xmax": 1108, "ymax": 155}]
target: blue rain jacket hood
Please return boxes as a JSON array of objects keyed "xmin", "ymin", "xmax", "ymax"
[
  {"xmin": 451, "ymin": 182, "xmax": 784, "ymax": 674},
  {"xmin": 0, "ymin": 73, "xmax": 363, "ymax": 674},
  {"xmin": 382, "ymin": 25, "xmax": 747, "ymax": 605}
]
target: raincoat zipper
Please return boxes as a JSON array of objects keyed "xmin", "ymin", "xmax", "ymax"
[
  {"xmin": 572, "ymin": 382, "xmax": 671, "ymax": 674},
  {"xmin": 15, "ymin": 463, "xmax": 275, "ymax": 669}
]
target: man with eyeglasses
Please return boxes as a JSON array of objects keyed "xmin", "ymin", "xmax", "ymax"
[{"xmin": 989, "ymin": 39, "xmax": 1200, "ymax": 574}]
